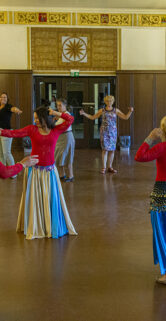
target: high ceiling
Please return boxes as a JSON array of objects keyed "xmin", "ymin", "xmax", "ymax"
[{"xmin": 0, "ymin": 0, "xmax": 166, "ymax": 10}]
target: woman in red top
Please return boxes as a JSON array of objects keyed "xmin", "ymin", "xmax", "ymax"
[
  {"xmin": 135, "ymin": 116, "xmax": 166, "ymax": 284},
  {"xmin": 0, "ymin": 106, "xmax": 77, "ymax": 240}
]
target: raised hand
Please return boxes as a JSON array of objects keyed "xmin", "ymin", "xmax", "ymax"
[
  {"xmin": 20, "ymin": 155, "xmax": 39, "ymax": 168},
  {"xmin": 49, "ymin": 108, "xmax": 62, "ymax": 119},
  {"xmin": 128, "ymin": 107, "xmax": 134, "ymax": 112},
  {"xmin": 148, "ymin": 128, "xmax": 162, "ymax": 141},
  {"xmin": 79, "ymin": 109, "xmax": 85, "ymax": 115},
  {"xmin": 48, "ymin": 108, "xmax": 55, "ymax": 116},
  {"xmin": 12, "ymin": 107, "xmax": 22, "ymax": 114}
]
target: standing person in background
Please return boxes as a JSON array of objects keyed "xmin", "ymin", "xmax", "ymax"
[
  {"xmin": 54, "ymin": 98, "xmax": 75, "ymax": 182},
  {"xmin": 0, "ymin": 92, "xmax": 22, "ymax": 177},
  {"xmin": 135, "ymin": 117, "xmax": 166, "ymax": 284},
  {"xmin": 50, "ymin": 95, "xmax": 56, "ymax": 110},
  {"xmin": 80, "ymin": 95, "xmax": 133, "ymax": 174}
]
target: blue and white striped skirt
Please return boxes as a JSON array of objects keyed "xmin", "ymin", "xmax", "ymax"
[
  {"xmin": 150, "ymin": 181, "xmax": 166, "ymax": 275},
  {"xmin": 17, "ymin": 164, "xmax": 77, "ymax": 240}
]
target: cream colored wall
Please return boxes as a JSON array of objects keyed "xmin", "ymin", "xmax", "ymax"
[
  {"xmin": 0, "ymin": 25, "xmax": 27, "ymax": 69},
  {"xmin": 0, "ymin": 23, "xmax": 166, "ymax": 71},
  {"xmin": 121, "ymin": 28, "xmax": 166, "ymax": 70}
]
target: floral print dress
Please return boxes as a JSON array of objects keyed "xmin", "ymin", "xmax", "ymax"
[{"xmin": 100, "ymin": 108, "xmax": 117, "ymax": 151}]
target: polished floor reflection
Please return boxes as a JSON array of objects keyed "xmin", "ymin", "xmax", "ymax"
[{"xmin": 0, "ymin": 149, "xmax": 165, "ymax": 321}]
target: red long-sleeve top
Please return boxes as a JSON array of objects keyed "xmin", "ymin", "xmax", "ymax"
[
  {"xmin": 0, "ymin": 162, "xmax": 23, "ymax": 179},
  {"xmin": 135, "ymin": 141, "xmax": 166, "ymax": 181},
  {"xmin": 1, "ymin": 113, "xmax": 74, "ymax": 167}
]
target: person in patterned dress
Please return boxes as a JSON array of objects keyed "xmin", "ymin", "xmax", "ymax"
[{"xmin": 80, "ymin": 95, "xmax": 133, "ymax": 174}]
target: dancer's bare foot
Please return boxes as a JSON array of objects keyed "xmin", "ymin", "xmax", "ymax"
[{"xmin": 156, "ymin": 274, "xmax": 166, "ymax": 284}]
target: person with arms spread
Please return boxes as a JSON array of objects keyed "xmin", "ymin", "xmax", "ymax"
[
  {"xmin": 0, "ymin": 106, "xmax": 77, "ymax": 240},
  {"xmin": 80, "ymin": 95, "xmax": 133, "ymax": 174},
  {"xmin": 54, "ymin": 98, "xmax": 75, "ymax": 182}
]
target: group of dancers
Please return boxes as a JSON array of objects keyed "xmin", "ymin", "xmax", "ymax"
[{"xmin": 0, "ymin": 91, "xmax": 166, "ymax": 284}]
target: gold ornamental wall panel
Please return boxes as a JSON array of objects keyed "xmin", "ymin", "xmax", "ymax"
[
  {"xmin": 0, "ymin": 12, "xmax": 7, "ymax": 24},
  {"xmin": 14, "ymin": 12, "xmax": 71, "ymax": 25},
  {"xmin": 77, "ymin": 13, "xmax": 132, "ymax": 26},
  {"xmin": 31, "ymin": 28, "xmax": 117, "ymax": 72},
  {"xmin": 138, "ymin": 14, "xmax": 166, "ymax": 27}
]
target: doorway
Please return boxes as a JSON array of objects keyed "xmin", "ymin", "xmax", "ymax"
[{"xmin": 34, "ymin": 76, "xmax": 116, "ymax": 148}]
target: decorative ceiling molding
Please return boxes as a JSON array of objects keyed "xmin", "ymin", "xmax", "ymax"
[{"xmin": 0, "ymin": 10, "xmax": 165, "ymax": 27}]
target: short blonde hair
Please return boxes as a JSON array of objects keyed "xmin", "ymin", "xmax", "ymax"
[
  {"xmin": 160, "ymin": 116, "xmax": 166, "ymax": 139},
  {"xmin": 104, "ymin": 95, "xmax": 115, "ymax": 104}
]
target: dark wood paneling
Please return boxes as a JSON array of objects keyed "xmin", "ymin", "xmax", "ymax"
[
  {"xmin": 156, "ymin": 74, "xmax": 166, "ymax": 127},
  {"xmin": 17, "ymin": 73, "xmax": 33, "ymax": 128},
  {"xmin": 133, "ymin": 73, "xmax": 153, "ymax": 146},
  {"xmin": 0, "ymin": 70, "xmax": 33, "ymax": 149},
  {"xmin": 117, "ymin": 73, "xmax": 131, "ymax": 138},
  {"xmin": 116, "ymin": 71, "xmax": 166, "ymax": 148},
  {"xmin": 0, "ymin": 70, "xmax": 32, "ymax": 129}
]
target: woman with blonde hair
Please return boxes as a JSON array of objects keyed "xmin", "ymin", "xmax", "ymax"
[
  {"xmin": 80, "ymin": 95, "xmax": 133, "ymax": 174},
  {"xmin": 135, "ymin": 116, "xmax": 166, "ymax": 284}
]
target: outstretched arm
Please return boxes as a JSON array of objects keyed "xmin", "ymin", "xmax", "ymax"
[
  {"xmin": 49, "ymin": 109, "xmax": 74, "ymax": 134},
  {"xmin": 0, "ymin": 155, "xmax": 39, "ymax": 179},
  {"xmin": 11, "ymin": 107, "xmax": 22, "ymax": 115},
  {"xmin": 79, "ymin": 108, "xmax": 102, "ymax": 120},
  {"xmin": 135, "ymin": 128, "xmax": 163, "ymax": 162},
  {"xmin": 0, "ymin": 125, "xmax": 32, "ymax": 138},
  {"xmin": 116, "ymin": 107, "xmax": 133, "ymax": 120}
]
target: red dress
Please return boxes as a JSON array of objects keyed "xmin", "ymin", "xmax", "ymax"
[
  {"xmin": 0, "ymin": 162, "xmax": 23, "ymax": 179},
  {"xmin": 0, "ymin": 112, "xmax": 77, "ymax": 240}
]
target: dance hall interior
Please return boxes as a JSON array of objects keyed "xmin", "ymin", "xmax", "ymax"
[{"xmin": 1, "ymin": 0, "xmax": 166, "ymax": 320}]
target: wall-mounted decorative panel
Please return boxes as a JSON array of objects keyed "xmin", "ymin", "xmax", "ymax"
[
  {"xmin": 138, "ymin": 14, "xmax": 166, "ymax": 27},
  {"xmin": 77, "ymin": 13, "xmax": 132, "ymax": 26},
  {"xmin": 31, "ymin": 28, "xmax": 117, "ymax": 72},
  {"xmin": 14, "ymin": 12, "xmax": 71, "ymax": 25},
  {"xmin": 0, "ymin": 12, "xmax": 7, "ymax": 24}
]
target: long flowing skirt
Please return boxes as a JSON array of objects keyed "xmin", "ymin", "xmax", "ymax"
[
  {"xmin": 16, "ymin": 164, "xmax": 77, "ymax": 240},
  {"xmin": 150, "ymin": 181, "xmax": 166, "ymax": 275}
]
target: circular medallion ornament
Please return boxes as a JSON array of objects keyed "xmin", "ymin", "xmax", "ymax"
[{"xmin": 62, "ymin": 37, "xmax": 87, "ymax": 62}]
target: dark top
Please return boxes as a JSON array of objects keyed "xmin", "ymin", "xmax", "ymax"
[{"xmin": 0, "ymin": 104, "xmax": 13, "ymax": 129}]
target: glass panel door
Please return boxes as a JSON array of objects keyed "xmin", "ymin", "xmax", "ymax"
[
  {"xmin": 62, "ymin": 78, "xmax": 89, "ymax": 148},
  {"xmin": 34, "ymin": 76, "xmax": 61, "ymax": 108}
]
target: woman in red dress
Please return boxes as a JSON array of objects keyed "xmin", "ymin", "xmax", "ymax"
[
  {"xmin": 0, "ymin": 106, "xmax": 77, "ymax": 240},
  {"xmin": 135, "ymin": 117, "xmax": 166, "ymax": 284}
]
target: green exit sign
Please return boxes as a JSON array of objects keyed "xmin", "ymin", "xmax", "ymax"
[{"xmin": 70, "ymin": 69, "xmax": 80, "ymax": 77}]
